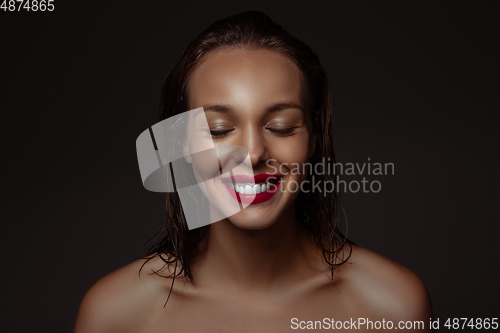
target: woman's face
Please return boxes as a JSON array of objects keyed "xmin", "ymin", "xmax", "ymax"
[{"xmin": 186, "ymin": 48, "xmax": 314, "ymax": 230}]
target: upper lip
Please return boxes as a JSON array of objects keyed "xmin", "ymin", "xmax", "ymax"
[{"xmin": 220, "ymin": 173, "xmax": 283, "ymax": 183}]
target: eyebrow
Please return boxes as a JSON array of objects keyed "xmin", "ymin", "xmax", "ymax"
[{"xmin": 202, "ymin": 102, "xmax": 304, "ymax": 114}]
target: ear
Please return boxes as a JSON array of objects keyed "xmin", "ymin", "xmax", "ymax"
[
  {"xmin": 183, "ymin": 142, "xmax": 192, "ymax": 164},
  {"xmin": 308, "ymin": 110, "xmax": 320, "ymax": 159},
  {"xmin": 308, "ymin": 110, "xmax": 320, "ymax": 158},
  {"xmin": 308, "ymin": 132, "xmax": 317, "ymax": 159}
]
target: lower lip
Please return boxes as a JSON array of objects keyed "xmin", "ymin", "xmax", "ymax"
[{"xmin": 221, "ymin": 178, "xmax": 283, "ymax": 205}]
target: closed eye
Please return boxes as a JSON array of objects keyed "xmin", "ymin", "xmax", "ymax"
[
  {"xmin": 209, "ymin": 129, "xmax": 234, "ymax": 137},
  {"xmin": 267, "ymin": 127, "xmax": 297, "ymax": 135}
]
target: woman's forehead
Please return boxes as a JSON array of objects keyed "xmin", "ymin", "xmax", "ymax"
[{"xmin": 187, "ymin": 48, "xmax": 305, "ymax": 112}]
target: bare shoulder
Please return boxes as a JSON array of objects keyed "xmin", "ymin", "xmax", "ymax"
[
  {"xmin": 74, "ymin": 255, "xmax": 175, "ymax": 333},
  {"xmin": 338, "ymin": 244, "xmax": 433, "ymax": 322}
]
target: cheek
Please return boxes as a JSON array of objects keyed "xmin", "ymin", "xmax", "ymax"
[
  {"xmin": 189, "ymin": 138, "xmax": 213, "ymax": 155},
  {"xmin": 269, "ymin": 134, "xmax": 311, "ymax": 170},
  {"xmin": 188, "ymin": 143, "xmax": 221, "ymax": 182}
]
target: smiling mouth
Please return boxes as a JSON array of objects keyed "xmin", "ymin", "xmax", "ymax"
[
  {"xmin": 220, "ymin": 174, "xmax": 283, "ymax": 195},
  {"xmin": 223, "ymin": 179, "xmax": 280, "ymax": 194}
]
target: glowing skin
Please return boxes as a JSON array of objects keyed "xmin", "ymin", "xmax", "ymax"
[
  {"xmin": 186, "ymin": 48, "xmax": 314, "ymax": 230},
  {"xmin": 75, "ymin": 48, "xmax": 433, "ymax": 333}
]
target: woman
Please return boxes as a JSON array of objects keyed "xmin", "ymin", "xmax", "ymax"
[{"xmin": 75, "ymin": 11, "xmax": 433, "ymax": 332}]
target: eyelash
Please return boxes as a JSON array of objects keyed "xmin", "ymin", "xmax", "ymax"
[
  {"xmin": 270, "ymin": 127, "xmax": 295, "ymax": 134},
  {"xmin": 209, "ymin": 127, "xmax": 296, "ymax": 138},
  {"xmin": 209, "ymin": 129, "xmax": 233, "ymax": 137}
]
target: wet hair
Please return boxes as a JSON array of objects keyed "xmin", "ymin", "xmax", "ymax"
[{"xmin": 142, "ymin": 10, "xmax": 350, "ymax": 302}]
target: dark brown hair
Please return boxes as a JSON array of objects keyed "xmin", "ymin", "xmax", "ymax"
[{"xmin": 143, "ymin": 10, "xmax": 350, "ymax": 300}]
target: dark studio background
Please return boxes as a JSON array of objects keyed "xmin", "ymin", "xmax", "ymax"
[{"xmin": 2, "ymin": 1, "xmax": 498, "ymax": 332}]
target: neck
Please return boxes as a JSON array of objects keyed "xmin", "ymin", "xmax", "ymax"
[{"xmin": 193, "ymin": 206, "xmax": 321, "ymax": 292}]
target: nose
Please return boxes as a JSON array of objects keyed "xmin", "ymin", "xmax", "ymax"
[{"xmin": 239, "ymin": 125, "xmax": 269, "ymax": 167}]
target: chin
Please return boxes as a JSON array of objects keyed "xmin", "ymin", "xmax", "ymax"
[{"xmin": 226, "ymin": 210, "xmax": 279, "ymax": 230}]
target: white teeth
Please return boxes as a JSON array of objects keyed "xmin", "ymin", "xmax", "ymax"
[
  {"xmin": 244, "ymin": 185, "xmax": 253, "ymax": 195},
  {"xmin": 228, "ymin": 179, "xmax": 280, "ymax": 194}
]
